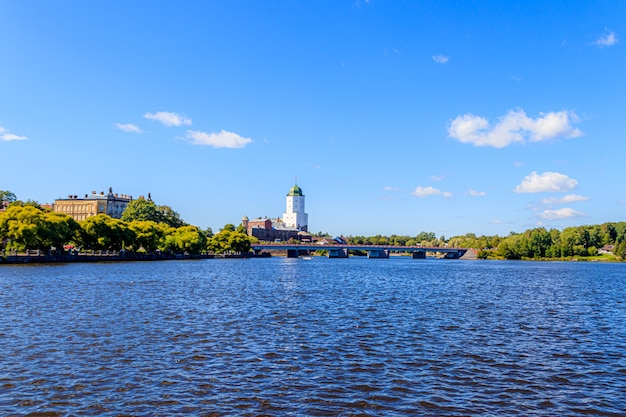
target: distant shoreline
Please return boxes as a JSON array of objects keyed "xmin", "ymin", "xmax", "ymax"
[{"xmin": 0, "ymin": 251, "xmax": 274, "ymax": 265}]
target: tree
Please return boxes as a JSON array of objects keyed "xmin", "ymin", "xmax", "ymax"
[
  {"xmin": 127, "ymin": 220, "xmax": 168, "ymax": 252},
  {"xmin": 0, "ymin": 190, "xmax": 17, "ymax": 203},
  {"xmin": 78, "ymin": 214, "xmax": 135, "ymax": 251},
  {"xmin": 121, "ymin": 199, "xmax": 162, "ymax": 224},
  {"xmin": 614, "ymin": 242, "xmax": 626, "ymax": 260},
  {"xmin": 163, "ymin": 226, "xmax": 207, "ymax": 254},
  {"xmin": 157, "ymin": 205, "xmax": 186, "ymax": 228},
  {"xmin": 228, "ymin": 231, "xmax": 252, "ymax": 253},
  {"xmin": 0, "ymin": 205, "xmax": 42, "ymax": 250},
  {"xmin": 39, "ymin": 212, "xmax": 80, "ymax": 251},
  {"xmin": 527, "ymin": 228, "xmax": 551, "ymax": 258},
  {"xmin": 0, "ymin": 204, "xmax": 78, "ymax": 251},
  {"xmin": 207, "ymin": 225, "xmax": 252, "ymax": 254},
  {"xmin": 121, "ymin": 198, "xmax": 186, "ymax": 228}
]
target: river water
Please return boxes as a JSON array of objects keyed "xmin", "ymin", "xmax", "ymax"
[{"xmin": 1, "ymin": 258, "xmax": 625, "ymax": 416}]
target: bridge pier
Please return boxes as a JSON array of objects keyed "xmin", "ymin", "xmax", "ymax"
[
  {"xmin": 328, "ymin": 248, "xmax": 348, "ymax": 258},
  {"xmin": 287, "ymin": 249, "xmax": 300, "ymax": 258},
  {"xmin": 367, "ymin": 249, "xmax": 389, "ymax": 259},
  {"xmin": 412, "ymin": 251, "xmax": 426, "ymax": 259}
]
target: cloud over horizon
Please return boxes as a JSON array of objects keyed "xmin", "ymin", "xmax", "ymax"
[
  {"xmin": 185, "ymin": 130, "xmax": 252, "ymax": 149},
  {"xmin": 144, "ymin": 111, "xmax": 192, "ymax": 127},
  {"xmin": 538, "ymin": 208, "xmax": 587, "ymax": 220},
  {"xmin": 115, "ymin": 123, "xmax": 143, "ymax": 134},
  {"xmin": 0, "ymin": 126, "xmax": 27, "ymax": 141},
  {"xmin": 448, "ymin": 109, "xmax": 582, "ymax": 148},
  {"xmin": 412, "ymin": 186, "xmax": 452, "ymax": 198},
  {"xmin": 514, "ymin": 171, "xmax": 578, "ymax": 193}
]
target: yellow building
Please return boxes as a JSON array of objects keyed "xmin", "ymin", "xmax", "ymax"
[{"xmin": 53, "ymin": 187, "xmax": 133, "ymax": 221}]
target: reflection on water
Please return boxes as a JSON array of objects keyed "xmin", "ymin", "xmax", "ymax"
[{"xmin": 1, "ymin": 258, "xmax": 625, "ymax": 415}]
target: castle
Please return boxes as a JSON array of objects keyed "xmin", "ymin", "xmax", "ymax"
[{"xmin": 242, "ymin": 183, "xmax": 311, "ymax": 242}]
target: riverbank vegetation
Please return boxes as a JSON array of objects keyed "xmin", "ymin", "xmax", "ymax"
[
  {"xmin": 344, "ymin": 223, "xmax": 626, "ymax": 261},
  {"xmin": 0, "ymin": 198, "xmax": 254, "ymax": 256}
]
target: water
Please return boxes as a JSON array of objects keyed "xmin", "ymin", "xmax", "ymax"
[{"xmin": 1, "ymin": 258, "xmax": 625, "ymax": 416}]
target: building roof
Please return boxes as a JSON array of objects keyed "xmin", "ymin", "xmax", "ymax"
[{"xmin": 287, "ymin": 184, "xmax": 304, "ymax": 197}]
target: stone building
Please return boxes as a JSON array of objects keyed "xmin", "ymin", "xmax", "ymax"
[
  {"xmin": 53, "ymin": 187, "xmax": 133, "ymax": 221},
  {"xmin": 242, "ymin": 183, "xmax": 311, "ymax": 242}
]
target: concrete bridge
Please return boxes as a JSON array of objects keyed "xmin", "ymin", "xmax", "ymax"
[{"xmin": 251, "ymin": 243, "xmax": 469, "ymax": 259}]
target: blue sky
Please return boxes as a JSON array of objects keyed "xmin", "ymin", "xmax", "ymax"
[{"xmin": 1, "ymin": 1, "xmax": 624, "ymax": 237}]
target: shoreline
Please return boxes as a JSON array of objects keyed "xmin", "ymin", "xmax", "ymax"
[{"xmin": 0, "ymin": 251, "xmax": 272, "ymax": 265}]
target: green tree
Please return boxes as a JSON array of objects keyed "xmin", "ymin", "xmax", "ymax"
[
  {"xmin": 39, "ymin": 212, "xmax": 81, "ymax": 251},
  {"xmin": 496, "ymin": 234, "xmax": 527, "ymax": 259},
  {"xmin": 601, "ymin": 223, "xmax": 617, "ymax": 245},
  {"xmin": 157, "ymin": 205, "xmax": 186, "ymax": 228},
  {"xmin": 228, "ymin": 231, "xmax": 252, "ymax": 253},
  {"xmin": 614, "ymin": 242, "xmax": 626, "ymax": 260},
  {"xmin": 78, "ymin": 214, "xmax": 135, "ymax": 251},
  {"xmin": 121, "ymin": 198, "xmax": 186, "ymax": 228},
  {"xmin": 207, "ymin": 225, "xmax": 252, "ymax": 254},
  {"xmin": 0, "ymin": 204, "xmax": 78, "ymax": 251},
  {"xmin": 527, "ymin": 228, "xmax": 551, "ymax": 258},
  {"xmin": 0, "ymin": 190, "xmax": 17, "ymax": 203},
  {"xmin": 0, "ymin": 205, "xmax": 42, "ymax": 250},
  {"xmin": 163, "ymin": 226, "xmax": 207, "ymax": 254},
  {"xmin": 127, "ymin": 220, "xmax": 168, "ymax": 252},
  {"xmin": 121, "ymin": 199, "xmax": 162, "ymax": 224}
]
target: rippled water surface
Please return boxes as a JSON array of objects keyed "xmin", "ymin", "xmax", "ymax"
[{"xmin": 1, "ymin": 258, "xmax": 625, "ymax": 416}]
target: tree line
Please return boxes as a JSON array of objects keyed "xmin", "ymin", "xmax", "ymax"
[
  {"xmin": 344, "ymin": 223, "xmax": 626, "ymax": 260},
  {"xmin": 0, "ymin": 196, "xmax": 254, "ymax": 255},
  {"xmin": 491, "ymin": 224, "xmax": 626, "ymax": 260}
]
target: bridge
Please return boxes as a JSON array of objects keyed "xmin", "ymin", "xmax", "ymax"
[{"xmin": 250, "ymin": 243, "xmax": 469, "ymax": 259}]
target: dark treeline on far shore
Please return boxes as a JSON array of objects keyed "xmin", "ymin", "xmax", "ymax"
[{"xmin": 1, "ymin": 189, "xmax": 625, "ymax": 261}]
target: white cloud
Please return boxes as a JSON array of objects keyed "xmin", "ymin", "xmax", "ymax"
[
  {"xmin": 593, "ymin": 28, "xmax": 618, "ymax": 47},
  {"xmin": 144, "ymin": 111, "xmax": 192, "ymax": 127},
  {"xmin": 542, "ymin": 194, "xmax": 590, "ymax": 204},
  {"xmin": 538, "ymin": 208, "xmax": 587, "ymax": 220},
  {"xmin": 448, "ymin": 109, "xmax": 582, "ymax": 148},
  {"xmin": 383, "ymin": 186, "xmax": 400, "ymax": 192},
  {"xmin": 430, "ymin": 175, "xmax": 444, "ymax": 181},
  {"xmin": 185, "ymin": 130, "xmax": 252, "ymax": 149},
  {"xmin": 432, "ymin": 54, "xmax": 449, "ymax": 64},
  {"xmin": 115, "ymin": 123, "xmax": 143, "ymax": 134},
  {"xmin": 514, "ymin": 171, "xmax": 578, "ymax": 193},
  {"xmin": 412, "ymin": 186, "xmax": 452, "ymax": 198},
  {"xmin": 0, "ymin": 126, "xmax": 27, "ymax": 141},
  {"xmin": 467, "ymin": 189, "xmax": 486, "ymax": 197}
]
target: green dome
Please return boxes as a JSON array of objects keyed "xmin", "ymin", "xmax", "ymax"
[{"xmin": 287, "ymin": 184, "xmax": 304, "ymax": 196}]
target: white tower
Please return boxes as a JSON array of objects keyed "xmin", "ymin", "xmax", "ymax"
[{"xmin": 282, "ymin": 183, "xmax": 308, "ymax": 231}]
